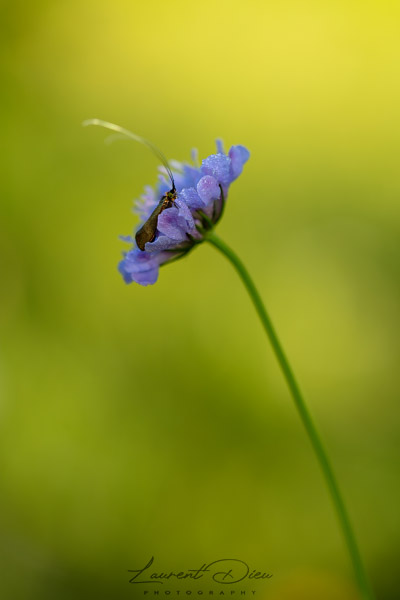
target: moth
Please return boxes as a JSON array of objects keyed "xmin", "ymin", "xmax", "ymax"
[
  {"xmin": 82, "ymin": 119, "xmax": 177, "ymax": 251},
  {"xmin": 135, "ymin": 180, "xmax": 176, "ymax": 251}
]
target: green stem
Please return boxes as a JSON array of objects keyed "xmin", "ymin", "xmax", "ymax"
[{"xmin": 206, "ymin": 230, "xmax": 375, "ymax": 600}]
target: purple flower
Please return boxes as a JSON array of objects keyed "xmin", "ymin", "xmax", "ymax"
[{"xmin": 119, "ymin": 141, "xmax": 250, "ymax": 286}]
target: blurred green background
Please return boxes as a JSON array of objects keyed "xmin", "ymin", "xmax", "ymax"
[{"xmin": 1, "ymin": 1, "xmax": 399, "ymax": 598}]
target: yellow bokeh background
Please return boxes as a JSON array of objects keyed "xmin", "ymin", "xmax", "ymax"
[{"xmin": 1, "ymin": 1, "xmax": 399, "ymax": 598}]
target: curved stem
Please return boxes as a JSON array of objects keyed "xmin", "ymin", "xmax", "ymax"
[{"xmin": 206, "ymin": 230, "xmax": 375, "ymax": 600}]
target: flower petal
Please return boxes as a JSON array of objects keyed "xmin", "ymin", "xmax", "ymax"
[
  {"xmin": 119, "ymin": 234, "xmax": 134, "ymax": 244},
  {"xmin": 144, "ymin": 234, "xmax": 178, "ymax": 252},
  {"xmin": 191, "ymin": 148, "xmax": 199, "ymax": 166},
  {"xmin": 197, "ymin": 175, "xmax": 221, "ymax": 205},
  {"xmin": 132, "ymin": 269, "xmax": 159, "ymax": 285},
  {"xmin": 118, "ymin": 249, "xmax": 160, "ymax": 286},
  {"xmin": 216, "ymin": 139, "xmax": 225, "ymax": 154},
  {"xmin": 156, "ymin": 207, "xmax": 188, "ymax": 241},
  {"xmin": 175, "ymin": 198, "xmax": 195, "ymax": 231},
  {"xmin": 201, "ymin": 153, "xmax": 232, "ymax": 185},
  {"xmin": 179, "ymin": 187, "xmax": 205, "ymax": 210},
  {"xmin": 228, "ymin": 145, "xmax": 250, "ymax": 179}
]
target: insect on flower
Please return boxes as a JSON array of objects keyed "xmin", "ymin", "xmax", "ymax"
[
  {"xmin": 83, "ymin": 118, "xmax": 178, "ymax": 250},
  {"xmin": 83, "ymin": 119, "xmax": 250, "ymax": 285},
  {"xmin": 134, "ymin": 178, "xmax": 177, "ymax": 251}
]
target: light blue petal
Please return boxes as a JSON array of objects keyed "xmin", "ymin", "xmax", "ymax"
[
  {"xmin": 156, "ymin": 207, "xmax": 188, "ymax": 241},
  {"xmin": 179, "ymin": 187, "xmax": 205, "ymax": 210},
  {"xmin": 175, "ymin": 198, "xmax": 195, "ymax": 231},
  {"xmin": 228, "ymin": 145, "xmax": 250, "ymax": 179},
  {"xmin": 201, "ymin": 153, "xmax": 232, "ymax": 185},
  {"xmin": 197, "ymin": 175, "xmax": 221, "ymax": 205}
]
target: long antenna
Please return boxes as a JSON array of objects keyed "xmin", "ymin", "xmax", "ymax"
[{"xmin": 83, "ymin": 118, "xmax": 175, "ymax": 189}]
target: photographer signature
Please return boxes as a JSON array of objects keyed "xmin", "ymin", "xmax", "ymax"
[{"xmin": 128, "ymin": 557, "xmax": 273, "ymax": 585}]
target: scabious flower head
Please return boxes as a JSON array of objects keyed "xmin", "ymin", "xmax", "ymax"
[{"xmin": 119, "ymin": 140, "xmax": 250, "ymax": 286}]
